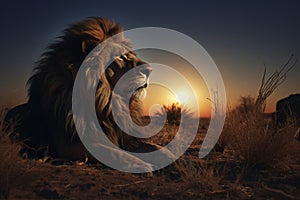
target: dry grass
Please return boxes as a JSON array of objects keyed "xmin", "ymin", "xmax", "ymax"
[
  {"xmin": 1, "ymin": 91, "xmax": 299, "ymax": 199},
  {"xmin": 147, "ymin": 123, "xmax": 178, "ymax": 146},
  {"xmin": 220, "ymin": 96, "xmax": 300, "ymax": 169},
  {"xmin": 148, "ymin": 103, "xmax": 195, "ymax": 147},
  {"xmin": 0, "ymin": 108, "xmax": 24, "ymax": 198},
  {"xmin": 154, "ymin": 102, "xmax": 193, "ymax": 126},
  {"xmin": 173, "ymin": 158, "xmax": 223, "ymax": 192}
]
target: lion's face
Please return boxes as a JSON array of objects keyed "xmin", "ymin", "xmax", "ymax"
[
  {"xmin": 105, "ymin": 51, "xmax": 152, "ymax": 100},
  {"xmin": 91, "ymin": 49, "xmax": 152, "ymax": 149},
  {"xmin": 94, "ymin": 48, "xmax": 152, "ymax": 128}
]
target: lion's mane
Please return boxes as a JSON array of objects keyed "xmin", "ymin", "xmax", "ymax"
[{"xmin": 11, "ymin": 17, "xmax": 147, "ymax": 160}]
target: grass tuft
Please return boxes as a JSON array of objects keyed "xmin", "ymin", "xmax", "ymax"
[
  {"xmin": 220, "ymin": 96, "xmax": 300, "ymax": 169},
  {"xmin": 0, "ymin": 108, "xmax": 24, "ymax": 198}
]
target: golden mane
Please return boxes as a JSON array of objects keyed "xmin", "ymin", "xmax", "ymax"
[{"xmin": 8, "ymin": 17, "xmax": 146, "ymax": 160}]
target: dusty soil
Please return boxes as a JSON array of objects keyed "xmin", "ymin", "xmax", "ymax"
[
  {"xmin": 5, "ymin": 131, "xmax": 300, "ymax": 200},
  {"xmin": 6, "ymin": 153, "xmax": 300, "ymax": 199}
]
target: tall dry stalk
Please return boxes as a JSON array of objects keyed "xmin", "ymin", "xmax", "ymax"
[
  {"xmin": 256, "ymin": 54, "xmax": 297, "ymax": 112},
  {"xmin": 220, "ymin": 55, "xmax": 298, "ymax": 168}
]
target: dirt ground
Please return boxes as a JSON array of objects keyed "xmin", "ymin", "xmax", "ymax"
[
  {"xmin": 5, "ymin": 128, "xmax": 300, "ymax": 200},
  {"xmin": 6, "ymin": 152, "xmax": 300, "ymax": 200}
]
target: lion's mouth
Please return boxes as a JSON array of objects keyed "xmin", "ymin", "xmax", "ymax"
[
  {"xmin": 135, "ymin": 83, "xmax": 148, "ymax": 91},
  {"xmin": 132, "ymin": 82, "xmax": 148, "ymax": 100}
]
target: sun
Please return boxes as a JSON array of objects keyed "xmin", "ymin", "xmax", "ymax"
[{"xmin": 176, "ymin": 91, "xmax": 190, "ymax": 104}]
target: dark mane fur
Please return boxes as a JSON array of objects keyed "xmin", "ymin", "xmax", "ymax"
[{"xmin": 7, "ymin": 17, "xmax": 142, "ymax": 160}]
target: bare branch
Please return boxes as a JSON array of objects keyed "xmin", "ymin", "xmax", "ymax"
[{"xmin": 255, "ymin": 54, "xmax": 297, "ymax": 112}]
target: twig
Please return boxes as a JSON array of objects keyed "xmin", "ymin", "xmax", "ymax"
[
  {"xmin": 262, "ymin": 183, "xmax": 295, "ymax": 199},
  {"xmin": 113, "ymin": 180, "xmax": 145, "ymax": 187}
]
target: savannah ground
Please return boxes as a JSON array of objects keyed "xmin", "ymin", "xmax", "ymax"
[{"xmin": 1, "ymin": 101, "xmax": 300, "ymax": 200}]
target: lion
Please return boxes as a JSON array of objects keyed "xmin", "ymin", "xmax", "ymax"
[{"xmin": 5, "ymin": 17, "xmax": 173, "ymax": 170}]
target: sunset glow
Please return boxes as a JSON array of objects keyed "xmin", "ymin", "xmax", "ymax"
[
  {"xmin": 176, "ymin": 91, "xmax": 190, "ymax": 104},
  {"xmin": 136, "ymin": 49, "xmax": 212, "ymax": 117}
]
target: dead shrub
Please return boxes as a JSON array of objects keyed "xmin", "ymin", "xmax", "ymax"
[
  {"xmin": 221, "ymin": 96, "xmax": 299, "ymax": 168},
  {"xmin": 0, "ymin": 108, "xmax": 24, "ymax": 198}
]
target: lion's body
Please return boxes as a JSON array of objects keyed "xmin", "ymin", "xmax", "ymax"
[
  {"xmin": 6, "ymin": 17, "xmax": 155, "ymax": 161},
  {"xmin": 295, "ymin": 127, "xmax": 300, "ymax": 141}
]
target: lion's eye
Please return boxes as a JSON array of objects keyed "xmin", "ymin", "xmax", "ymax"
[
  {"xmin": 115, "ymin": 56, "xmax": 124, "ymax": 62},
  {"xmin": 122, "ymin": 54, "xmax": 128, "ymax": 60},
  {"xmin": 115, "ymin": 55, "xmax": 131, "ymax": 69}
]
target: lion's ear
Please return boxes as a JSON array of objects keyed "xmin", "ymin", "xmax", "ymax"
[{"xmin": 81, "ymin": 39, "xmax": 98, "ymax": 56}]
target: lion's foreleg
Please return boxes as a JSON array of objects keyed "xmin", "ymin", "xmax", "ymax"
[{"xmin": 93, "ymin": 143, "xmax": 154, "ymax": 173}]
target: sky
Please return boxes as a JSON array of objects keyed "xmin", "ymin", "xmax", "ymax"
[{"xmin": 0, "ymin": 0, "xmax": 299, "ymax": 117}]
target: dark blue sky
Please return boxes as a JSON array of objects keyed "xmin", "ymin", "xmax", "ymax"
[{"xmin": 0, "ymin": 0, "xmax": 299, "ymax": 111}]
